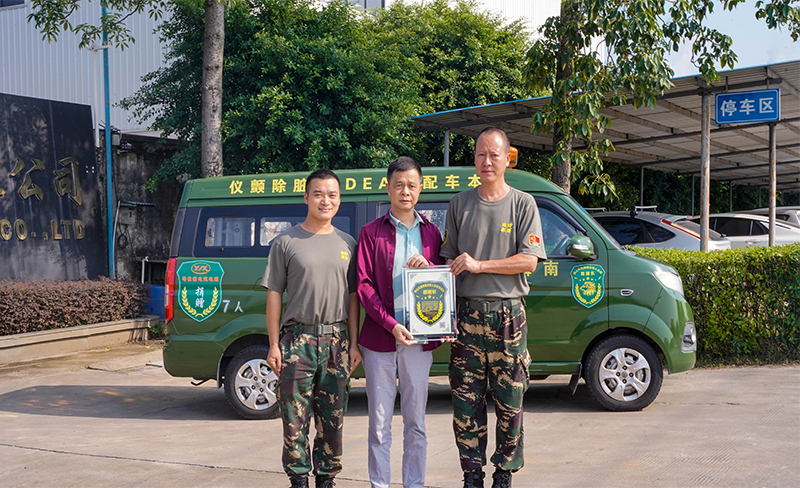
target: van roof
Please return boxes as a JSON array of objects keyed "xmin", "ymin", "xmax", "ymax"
[{"xmin": 179, "ymin": 167, "xmax": 565, "ymax": 207}]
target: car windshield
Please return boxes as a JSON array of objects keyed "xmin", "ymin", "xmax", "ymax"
[{"xmin": 672, "ymin": 219, "xmax": 726, "ymax": 240}]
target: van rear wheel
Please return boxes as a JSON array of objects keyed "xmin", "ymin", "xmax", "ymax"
[
  {"xmin": 585, "ymin": 335, "xmax": 663, "ymax": 412},
  {"xmin": 224, "ymin": 346, "xmax": 280, "ymax": 420}
]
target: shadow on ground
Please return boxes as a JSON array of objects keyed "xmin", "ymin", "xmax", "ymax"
[{"xmin": 0, "ymin": 379, "xmax": 601, "ymax": 421}]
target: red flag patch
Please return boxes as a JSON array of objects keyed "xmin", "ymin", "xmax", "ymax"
[{"xmin": 529, "ymin": 234, "xmax": 540, "ymax": 246}]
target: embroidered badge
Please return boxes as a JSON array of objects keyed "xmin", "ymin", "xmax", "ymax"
[
  {"xmin": 529, "ymin": 234, "xmax": 541, "ymax": 246},
  {"xmin": 177, "ymin": 260, "xmax": 225, "ymax": 322},
  {"xmin": 571, "ymin": 264, "xmax": 605, "ymax": 308}
]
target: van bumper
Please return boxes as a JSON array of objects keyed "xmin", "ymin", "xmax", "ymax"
[
  {"xmin": 163, "ymin": 334, "xmax": 224, "ymax": 379},
  {"xmin": 644, "ymin": 290, "xmax": 696, "ymax": 374}
]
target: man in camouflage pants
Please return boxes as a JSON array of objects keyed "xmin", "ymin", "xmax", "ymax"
[
  {"xmin": 265, "ymin": 169, "xmax": 362, "ymax": 488},
  {"xmin": 441, "ymin": 127, "xmax": 547, "ymax": 488}
]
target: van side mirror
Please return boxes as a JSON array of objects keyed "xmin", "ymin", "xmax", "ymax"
[{"xmin": 567, "ymin": 235, "xmax": 595, "ymax": 259}]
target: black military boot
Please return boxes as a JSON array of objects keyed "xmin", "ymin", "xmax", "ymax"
[
  {"xmin": 315, "ymin": 475, "xmax": 335, "ymax": 488},
  {"xmin": 462, "ymin": 468, "xmax": 485, "ymax": 488},
  {"xmin": 289, "ymin": 475, "xmax": 309, "ymax": 488},
  {"xmin": 491, "ymin": 468, "xmax": 512, "ymax": 488}
]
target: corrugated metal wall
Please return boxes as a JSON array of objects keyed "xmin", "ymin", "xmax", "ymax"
[
  {"xmin": 0, "ymin": 3, "xmax": 167, "ymax": 133},
  {"xmin": 384, "ymin": 0, "xmax": 562, "ymax": 31}
]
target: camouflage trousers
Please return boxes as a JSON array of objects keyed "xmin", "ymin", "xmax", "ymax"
[
  {"xmin": 278, "ymin": 325, "xmax": 351, "ymax": 478},
  {"xmin": 449, "ymin": 298, "xmax": 531, "ymax": 473}
]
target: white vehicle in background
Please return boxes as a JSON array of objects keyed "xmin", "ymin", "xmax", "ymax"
[
  {"xmin": 741, "ymin": 206, "xmax": 800, "ymax": 227},
  {"xmin": 687, "ymin": 213, "xmax": 800, "ymax": 248},
  {"xmin": 592, "ymin": 207, "xmax": 731, "ymax": 251}
]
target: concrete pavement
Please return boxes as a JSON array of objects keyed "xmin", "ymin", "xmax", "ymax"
[{"xmin": 0, "ymin": 343, "xmax": 797, "ymax": 487}]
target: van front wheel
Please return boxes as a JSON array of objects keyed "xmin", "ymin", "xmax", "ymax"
[
  {"xmin": 585, "ymin": 335, "xmax": 663, "ymax": 412},
  {"xmin": 224, "ymin": 346, "xmax": 280, "ymax": 420}
]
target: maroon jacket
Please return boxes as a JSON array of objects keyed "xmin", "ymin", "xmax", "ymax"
[{"xmin": 356, "ymin": 211, "xmax": 444, "ymax": 352}]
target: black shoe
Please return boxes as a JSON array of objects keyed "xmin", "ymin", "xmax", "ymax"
[
  {"xmin": 289, "ymin": 475, "xmax": 309, "ymax": 488},
  {"xmin": 491, "ymin": 469, "xmax": 512, "ymax": 488},
  {"xmin": 315, "ymin": 475, "xmax": 335, "ymax": 488},
  {"xmin": 462, "ymin": 468, "xmax": 485, "ymax": 488}
]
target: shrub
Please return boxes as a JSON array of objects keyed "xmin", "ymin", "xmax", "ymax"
[
  {"xmin": 633, "ymin": 243, "xmax": 800, "ymax": 366},
  {"xmin": 0, "ymin": 278, "xmax": 149, "ymax": 336}
]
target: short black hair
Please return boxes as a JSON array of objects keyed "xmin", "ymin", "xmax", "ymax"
[
  {"xmin": 387, "ymin": 156, "xmax": 422, "ymax": 181},
  {"xmin": 305, "ymin": 168, "xmax": 340, "ymax": 193},
  {"xmin": 476, "ymin": 126, "xmax": 510, "ymax": 152}
]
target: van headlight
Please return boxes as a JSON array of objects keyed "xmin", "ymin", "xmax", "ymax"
[
  {"xmin": 682, "ymin": 322, "xmax": 697, "ymax": 352},
  {"xmin": 654, "ymin": 269, "xmax": 684, "ymax": 297}
]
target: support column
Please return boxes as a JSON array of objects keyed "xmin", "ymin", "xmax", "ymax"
[
  {"xmin": 443, "ymin": 130, "xmax": 451, "ymax": 167},
  {"xmin": 640, "ymin": 167, "xmax": 644, "ymax": 207},
  {"xmin": 769, "ymin": 123, "xmax": 777, "ymax": 246},
  {"xmin": 700, "ymin": 94, "xmax": 711, "ymax": 251}
]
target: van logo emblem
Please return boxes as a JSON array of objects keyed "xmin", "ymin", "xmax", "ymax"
[
  {"xmin": 412, "ymin": 281, "xmax": 446, "ymax": 324},
  {"xmin": 571, "ymin": 264, "xmax": 605, "ymax": 308},
  {"xmin": 176, "ymin": 260, "xmax": 225, "ymax": 322}
]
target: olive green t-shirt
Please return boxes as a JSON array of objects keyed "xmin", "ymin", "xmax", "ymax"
[
  {"xmin": 440, "ymin": 186, "xmax": 546, "ymax": 299},
  {"xmin": 264, "ymin": 225, "xmax": 356, "ymax": 326}
]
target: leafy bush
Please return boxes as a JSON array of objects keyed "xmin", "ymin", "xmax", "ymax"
[
  {"xmin": 0, "ymin": 278, "xmax": 149, "ymax": 336},
  {"xmin": 633, "ymin": 243, "xmax": 800, "ymax": 365}
]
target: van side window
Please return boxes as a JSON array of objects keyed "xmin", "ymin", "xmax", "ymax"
[
  {"xmin": 378, "ymin": 202, "xmax": 448, "ymax": 238},
  {"xmin": 260, "ymin": 218, "xmax": 303, "ymax": 246},
  {"xmin": 205, "ymin": 217, "xmax": 255, "ymax": 248},
  {"xmin": 539, "ymin": 207, "xmax": 581, "ymax": 256}
]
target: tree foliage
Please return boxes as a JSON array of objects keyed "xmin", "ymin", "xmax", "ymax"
[
  {"xmin": 122, "ymin": 0, "xmax": 539, "ymax": 184},
  {"xmin": 524, "ymin": 0, "xmax": 800, "ymax": 200},
  {"xmin": 28, "ymin": 0, "xmax": 169, "ymax": 49},
  {"xmin": 366, "ymin": 0, "xmax": 539, "ymax": 167}
]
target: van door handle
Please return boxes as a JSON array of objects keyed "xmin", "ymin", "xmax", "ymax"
[{"xmin": 620, "ymin": 289, "xmax": 634, "ymax": 297}]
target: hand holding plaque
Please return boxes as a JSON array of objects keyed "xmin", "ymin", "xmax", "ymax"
[{"xmin": 402, "ymin": 265, "xmax": 456, "ymax": 342}]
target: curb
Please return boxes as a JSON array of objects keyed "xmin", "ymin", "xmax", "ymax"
[{"xmin": 0, "ymin": 316, "xmax": 158, "ymax": 364}]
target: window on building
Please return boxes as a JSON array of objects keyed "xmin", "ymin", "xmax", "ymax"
[{"xmin": 0, "ymin": 0, "xmax": 25, "ymax": 9}]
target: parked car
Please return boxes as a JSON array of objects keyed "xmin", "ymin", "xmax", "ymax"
[
  {"xmin": 740, "ymin": 206, "xmax": 800, "ymax": 227},
  {"xmin": 162, "ymin": 169, "xmax": 696, "ymax": 418},
  {"xmin": 592, "ymin": 207, "xmax": 731, "ymax": 251},
  {"xmin": 687, "ymin": 212, "xmax": 800, "ymax": 248}
]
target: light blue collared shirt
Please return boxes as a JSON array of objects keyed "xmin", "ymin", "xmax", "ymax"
[{"xmin": 388, "ymin": 210, "xmax": 423, "ymax": 324}]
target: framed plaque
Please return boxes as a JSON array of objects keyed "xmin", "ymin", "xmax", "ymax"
[{"xmin": 402, "ymin": 265, "xmax": 456, "ymax": 342}]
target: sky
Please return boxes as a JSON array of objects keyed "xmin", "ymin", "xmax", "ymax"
[{"xmin": 666, "ymin": 0, "xmax": 800, "ymax": 77}]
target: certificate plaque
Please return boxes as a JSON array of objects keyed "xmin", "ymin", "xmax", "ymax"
[{"xmin": 402, "ymin": 265, "xmax": 456, "ymax": 342}]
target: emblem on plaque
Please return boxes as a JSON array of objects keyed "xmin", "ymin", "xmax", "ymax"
[
  {"xmin": 176, "ymin": 260, "xmax": 225, "ymax": 322},
  {"xmin": 413, "ymin": 281, "xmax": 446, "ymax": 324}
]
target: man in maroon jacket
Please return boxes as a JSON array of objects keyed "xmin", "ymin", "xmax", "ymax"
[{"xmin": 356, "ymin": 156, "xmax": 444, "ymax": 488}]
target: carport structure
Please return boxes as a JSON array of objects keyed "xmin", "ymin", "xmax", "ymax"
[{"xmin": 411, "ymin": 60, "xmax": 800, "ymax": 249}]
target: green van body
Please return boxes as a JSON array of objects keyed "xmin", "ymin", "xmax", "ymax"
[{"xmin": 163, "ymin": 168, "xmax": 695, "ymax": 418}]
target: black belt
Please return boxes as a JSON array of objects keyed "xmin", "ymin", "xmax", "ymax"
[
  {"xmin": 289, "ymin": 322, "xmax": 346, "ymax": 335},
  {"xmin": 458, "ymin": 297, "xmax": 520, "ymax": 313}
]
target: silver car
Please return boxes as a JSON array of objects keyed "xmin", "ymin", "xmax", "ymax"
[
  {"xmin": 688, "ymin": 212, "xmax": 800, "ymax": 248},
  {"xmin": 740, "ymin": 206, "xmax": 800, "ymax": 228},
  {"xmin": 592, "ymin": 208, "xmax": 731, "ymax": 251}
]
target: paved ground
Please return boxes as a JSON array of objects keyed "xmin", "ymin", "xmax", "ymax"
[{"xmin": 0, "ymin": 343, "xmax": 797, "ymax": 488}]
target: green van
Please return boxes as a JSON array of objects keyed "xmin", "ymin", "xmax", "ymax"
[{"xmin": 163, "ymin": 167, "xmax": 696, "ymax": 419}]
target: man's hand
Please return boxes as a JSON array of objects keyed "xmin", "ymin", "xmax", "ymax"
[
  {"xmin": 266, "ymin": 343, "xmax": 282, "ymax": 373},
  {"xmin": 449, "ymin": 252, "xmax": 482, "ymax": 275},
  {"xmin": 405, "ymin": 254, "xmax": 430, "ymax": 269},
  {"xmin": 392, "ymin": 323, "xmax": 416, "ymax": 346},
  {"xmin": 349, "ymin": 342, "xmax": 362, "ymax": 373}
]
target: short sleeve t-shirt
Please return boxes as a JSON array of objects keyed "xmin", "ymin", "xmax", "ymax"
[
  {"xmin": 440, "ymin": 187, "xmax": 546, "ymax": 299},
  {"xmin": 264, "ymin": 225, "xmax": 357, "ymax": 326}
]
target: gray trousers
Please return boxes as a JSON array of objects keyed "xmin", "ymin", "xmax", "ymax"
[{"xmin": 362, "ymin": 344, "xmax": 433, "ymax": 488}]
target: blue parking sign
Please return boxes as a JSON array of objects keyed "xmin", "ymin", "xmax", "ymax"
[{"xmin": 715, "ymin": 89, "xmax": 780, "ymax": 125}]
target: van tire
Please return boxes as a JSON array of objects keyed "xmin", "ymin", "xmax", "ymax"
[
  {"xmin": 224, "ymin": 346, "xmax": 280, "ymax": 420},
  {"xmin": 585, "ymin": 335, "xmax": 663, "ymax": 412}
]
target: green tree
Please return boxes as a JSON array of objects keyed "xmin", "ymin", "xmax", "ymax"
[
  {"xmin": 524, "ymin": 0, "xmax": 800, "ymax": 199},
  {"xmin": 122, "ymin": 0, "xmax": 422, "ymax": 182},
  {"xmin": 366, "ymin": 0, "xmax": 542, "ymax": 167},
  {"xmin": 28, "ymin": 0, "xmax": 225, "ymax": 179}
]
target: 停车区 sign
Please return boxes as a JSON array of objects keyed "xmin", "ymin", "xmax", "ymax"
[{"xmin": 715, "ymin": 89, "xmax": 780, "ymax": 125}]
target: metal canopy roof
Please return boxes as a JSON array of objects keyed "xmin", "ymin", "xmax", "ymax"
[{"xmin": 411, "ymin": 60, "xmax": 800, "ymax": 194}]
